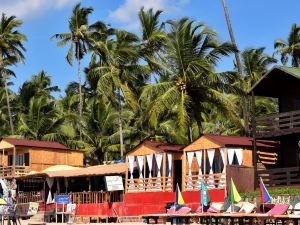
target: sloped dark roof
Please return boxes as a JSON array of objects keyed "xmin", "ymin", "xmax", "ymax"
[
  {"xmin": 2, "ymin": 138, "xmax": 70, "ymax": 150},
  {"xmin": 127, "ymin": 140, "xmax": 185, "ymax": 154},
  {"xmin": 249, "ymin": 65, "xmax": 300, "ymax": 97},
  {"xmin": 205, "ymin": 134, "xmax": 278, "ymax": 148}
]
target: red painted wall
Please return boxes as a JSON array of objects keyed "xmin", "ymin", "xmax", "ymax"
[{"xmin": 68, "ymin": 189, "xmax": 225, "ymax": 217}]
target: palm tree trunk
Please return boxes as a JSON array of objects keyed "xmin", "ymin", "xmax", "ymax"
[
  {"xmin": 4, "ymin": 81, "xmax": 14, "ymax": 135},
  {"xmin": 118, "ymin": 88, "xmax": 124, "ymax": 158},
  {"xmin": 0, "ymin": 50, "xmax": 14, "ymax": 134},
  {"xmin": 77, "ymin": 45, "xmax": 83, "ymax": 141},
  {"xmin": 221, "ymin": 0, "xmax": 249, "ymax": 135}
]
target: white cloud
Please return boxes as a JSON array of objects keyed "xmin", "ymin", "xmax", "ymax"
[
  {"xmin": 109, "ymin": 0, "xmax": 190, "ymax": 30},
  {"xmin": 0, "ymin": 0, "xmax": 77, "ymax": 20}
]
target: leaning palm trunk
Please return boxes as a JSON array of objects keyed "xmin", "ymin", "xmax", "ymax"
[
  {"xmin": 77, "ymin": 45, "xmax": 83, "ymax": 141},
  {"xmin": 221, "ymin": 0, "xmax": 249, "ymax": 135},
  {"xmin": 118, "ymin": 88, "xmax": 124, "ymax": 157},
  {"xmin": 4, "ymin": 81, "xmax": 14, "ymax": 135},
  {"xmin": 0, "ymin": 50, "xmax": 14, "ymax": 134}
]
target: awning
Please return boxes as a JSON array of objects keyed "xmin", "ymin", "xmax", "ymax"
[{"xmin": 18, "ymin": 163, "xmax": 126, "ymax": 179}]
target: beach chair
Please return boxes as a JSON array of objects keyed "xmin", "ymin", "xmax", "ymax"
[
  {"xmin": 292, "ymin": 202, "xmax": 300, "ymax": 215},
  {"xmin": 267, "ymin": 204, "xmax": 289, "ymax": 216},
  {"xmin": 238, "ymin": 202, "xmax": 256, "ymax": 214}
]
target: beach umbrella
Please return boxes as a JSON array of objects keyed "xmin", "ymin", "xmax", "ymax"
[
  {"xmin": 201, "ymin": 180, "xmax": 211, "ymax": 207},
  {"xmin": 175, "ymin": 183, "xmax": 185, "ymax": 206},
  {"xmin": 230, "ymin": 178, "xmax": 241, "ymax": 212}
]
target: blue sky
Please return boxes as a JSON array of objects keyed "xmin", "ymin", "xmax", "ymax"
[{"xmin": 1, "ymin": 0, "xmax": 299, "ymax": 96}]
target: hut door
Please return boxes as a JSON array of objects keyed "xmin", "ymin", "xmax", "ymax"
[{"xmin": 173, "ymin": 160, "xmax": 182, "ymax": 190}]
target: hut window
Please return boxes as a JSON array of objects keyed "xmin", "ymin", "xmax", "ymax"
[
  {"xmin": 8, "ymin": 155, "xmax": 13, "ymax": 166},
  {"xmin": 24, "ymin": 153, "xmax": 30, "ymax": 166}
]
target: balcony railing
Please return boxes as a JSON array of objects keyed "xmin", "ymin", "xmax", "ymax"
[
  {"xmin": 126, "ymin": 176, "xmax": 173, "ymax": 192},
  {"xmin": 17, "ymin": 191, "xmax": 44, "ymax": 204},
  {"xmin": 0, "ymin": 166, "xmax": 30, "ymax": 177},
  {"xmin": 256, "ymin": 110, "xmax": 300, "ymax": 138},
  {"xmin": 184, "ymin": 173, "xmax": 225, "ymax": 191},
  {"xmin": 70, "ymin": 191, "xmax": 123, "ymax": 204},
  {"xmin": 258, "ymin": 167, "xmax": 300, "ymax": 187}
]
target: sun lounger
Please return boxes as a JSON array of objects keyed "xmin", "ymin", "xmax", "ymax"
[{"xmin": 267, "ymin": 204, "xmax": 289, "ymax": 215}]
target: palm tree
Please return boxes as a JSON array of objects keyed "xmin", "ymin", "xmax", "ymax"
[
  {"xmin": 0, "ymin": 13, "xmax": 26, "ymax": 134},
  {"xmin": 274, "ymin": 23, "xmax": 300, "ymax": 67},
  {"xmin": 52, "ymin": 3, "xmax": 94, "ymax": 140},
  {"xmin": 241, "ymin": 47, "xmax": 277, "ymax": 90},
  {"xmin": 88, "ymin": 29, "xmax": 147, "ymax": 157},
  {"xmin": 19, "ymin": 70, "xmax": 60, "ymax": 112},
  {"xmin": 221, "ymin": 0, "xmax": 249, "ymax": 135},
  {"xmin": 142, "ymin": 18, "xmax": 238, "ymax": 139}
]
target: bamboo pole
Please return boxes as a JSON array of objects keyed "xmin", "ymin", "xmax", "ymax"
[
  {"xmin": 224, "ymin": 148, "xmax": 228, "ymax": 197},
  {"xmin": 182, "ymin": 151, "xmax": 186, "ymax": 191},
  {"xmin": 162, "ymin": 153, "xmax": 166, "ymax": 192},
  {"xmin": 13, "ymin": 147, "xmax": 16, "ymax": 176},
  {"xmin": 125, "ymin": 156, "xmax": 128, "ymax": 193},
  {"xmin": 203, "ymin": 150, "xmax": 206, "ymax": 183},
  {"xmin": 143, "ymin": 155, "xmax": 146, "ymax": 191}
]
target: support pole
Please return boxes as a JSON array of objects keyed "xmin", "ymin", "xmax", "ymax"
[
  {"xmin": 251, "ymin": 91, "xmax": 258, "ymax": 189},
  {"xmin": 13, "ymin": 147, "xmax": 16, "ymax": 176}
]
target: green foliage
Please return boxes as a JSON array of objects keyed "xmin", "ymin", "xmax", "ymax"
[
  {"xmin": 241, "ymin": 188, "xmax": 300, "ymax": 198},
  {"xmin": 0, "ymin": 6, "xmax": 290, "ymax": 164}
]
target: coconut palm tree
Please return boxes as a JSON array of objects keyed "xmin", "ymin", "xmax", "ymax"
[
  {"xmin": 51, "ymin": 3, "xmax": 95, "ymax": 140},
  {"xmin": 0, "ymin": 13, "xmax": 26, "ymax": 134},
  {"xmin": 142, "ymin": 18, "xmax": 238, "ymax": 139},
  {"xmin": 88, "ymin": 29, "xmax": 148, "ymax": 157},
  {"xmin": 242, "ymin": 47, "xmax": 277, "ymax": 90},
  {"xmin": 19, "ymin": 70, "xmax": 60, "ymax": 112},
  {"xmin": 274, "ymin": 23, "xmax": 300, "ymax": 67}
]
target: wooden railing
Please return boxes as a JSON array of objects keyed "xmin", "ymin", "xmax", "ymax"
[
  {"xmin": 0, "ymin": 166, "xmax": 30, "ymax": 177},
  {"xmin": 126, "ymin": 176, "xmax": 173, "ymax": 192},
  {"xmin": 258, "ymin": 167, "xmax": 300, "ymax": 187},
  {"xmin": 184, "ymin": 173, "xmax": 225, "ymax": 191},
  {"xmin": 17, "ymin": 191, "xmax": 44, "ymax": 204},
  {"xmin": 70, "ymin": 191, "xmax": 123, "ymax": 204},
  {"xmin": 256, "ymin": 110, "xmax": 300, "ymax": 138}
]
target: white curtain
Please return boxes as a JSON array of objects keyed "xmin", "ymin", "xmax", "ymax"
[
  {"xmin": 137, "ymin": 156, "xmax": 144, "ymax": 190},
  {"xmin": 46, "ymin": 178, "xmax": 54, "ymax": 204},
  {"xmin": 146, "ymin": 154, "xmax": 153, "ymax": 190},
  {"xmin": 195, "ymin": 151, "xmax": 203, "ymax": 188},
  {"xmin": 207, "ymin": 149, "xmax": 215, "ymax": 189},
  {"xmin": 155, "ymin": 153, "xmax": 163, "ymax": 189},
  {"xmin": 227, "ymin": 148, "xmax": 235, "ymax": 165},
  {"xmin": 235, "ymin": 148, "xmax": 243, "ymax": 165},
  {"xmin": 187, "ymin": 152, "xmax": 195, "ymax": 190},
  {"xmin": 128, "ymin": 156, "xmax": 135, "ymax": 191},
  {"xmin": 128, "ymin": 156, "xmax": 135, "ymax": 179},
  {"xmin": 146, "ymin": 154, "xmax": 153, "ymax": 178},
  {"xmin": 219, "ymin": 148, "xmax": 226, "ymax": 188},
  {"xmin": 166, "ymin": 153, "xmax": 173, "ymax": 190}
]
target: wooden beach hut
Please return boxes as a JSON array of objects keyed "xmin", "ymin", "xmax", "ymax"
[
  {"xmin": 183, "ymin": 134, "xmax": 278, "ymax": 192},
  {"xmin": 125, "ymin": 140, "xmax": 184, "ymax": 193}
]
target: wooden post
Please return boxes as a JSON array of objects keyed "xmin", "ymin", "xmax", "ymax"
[
  {"xmin": 251, "ymin": 91, "xmax": 258, "ymax": 189},
  {"xmin": 143, "ymin": 155, "xmax": 146, "ymax": 191},
  {"xmin": 203, "ymin": 150, "xmax": 206, "ymax": 183},
  {"xmin": 1, "ymin": 149, "xmax": 3, "ymax": 166},
  {"xmin": 172, "ymin": 154, "xmax": 175, "ymax": 191},
  {"xmin": 224, "ymin": 148, "xmax": 228, "ymax": 197},
  {"xmin": 125, "ymin": 156, "xmax": 128, "ymax": 193},
  {"xmin": 162, "ymin": 153, "xmax": 166, "ymax": 192},
  {"xmin": 182, "ymin": 151, "xmax": 186, "ymax": 191},
  {"xmin": 13, "ymin": 147, "xmax": 16, "ymax": 176}
]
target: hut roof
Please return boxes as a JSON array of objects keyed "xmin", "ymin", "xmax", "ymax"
[
  {"xmin": 1, "ymin": 138, "xmax": 69, "ymax": 150},
  {"xmin": 126, "ymin": 140, "xmax": 185, "ymax": 155},
  {"xmin": 249, "ymin": 65, "xmax": 300, "ymax": 97},
  {"xmin": 205, "ymin": 134, "xmax": 277, "ymax": 148},
  {"xmin": 184, "ymin": 134, "xmax": 278, "ymax": 151}
]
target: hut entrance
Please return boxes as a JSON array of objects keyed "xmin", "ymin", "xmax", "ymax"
[{"xmin": 173, "ymin": 160, "xmax": 182, "ymax": 189}]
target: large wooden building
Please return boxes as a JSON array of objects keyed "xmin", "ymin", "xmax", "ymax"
[
  {"xmin": 0, "ymin": 138, "xmax": 84, "ymax": 177},
  {"xmin": 250, "ymin": 66, "xmax": 300, "ymax": 186}
]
